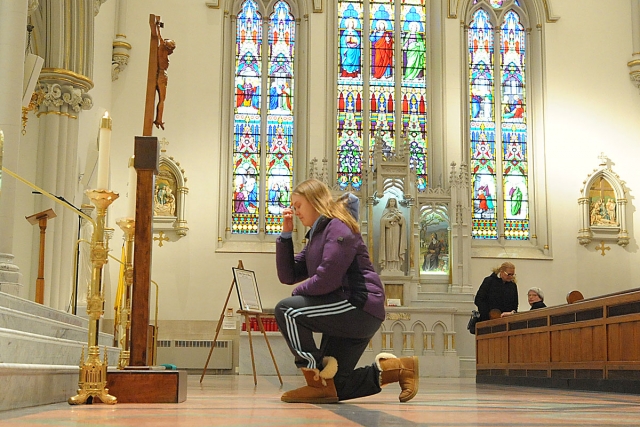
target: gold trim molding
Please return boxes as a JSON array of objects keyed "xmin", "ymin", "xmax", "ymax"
[
  {"xmin": 40, "ymin": 68, "xmax": 94, "ymax": 91},
  {"xmin": 113, "ymin": 41, "xmax": 132, "ymax": 50},
  {"xmin": 36, "ymin": 111, "xmax": 78, "ymax": 119}
]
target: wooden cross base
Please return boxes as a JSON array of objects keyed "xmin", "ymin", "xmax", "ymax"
[{"xmin": 106, "ymin": 369, "xmax": 187, "ymax": 403}]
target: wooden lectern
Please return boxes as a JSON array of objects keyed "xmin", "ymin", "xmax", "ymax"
[{"xmin": 26, "ymin": 208, "xmax": 56, "ymax": 304}]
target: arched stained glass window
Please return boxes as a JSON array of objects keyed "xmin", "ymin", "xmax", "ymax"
[
  {"xmin": 232, "ymin": 0, "xmax": 295, "ymax": 235},
  {"xmin": 473, "ymin": 0, "xmax": 521, "ymax": 6},
  {"xmin": 337, "ymin": 0, "xmax": 428, "ymax": 191},
  {"xmin": 469, "ymin": 1, "xmax": 529, "ymax": 240}
]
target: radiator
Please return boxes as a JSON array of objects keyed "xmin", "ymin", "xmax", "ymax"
[{"xmin": 156, "ymin": 340, "xmax": 233, "ymax": 370}]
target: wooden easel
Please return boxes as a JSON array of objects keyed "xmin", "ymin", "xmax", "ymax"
[{"xmin": 200, "ymin": 260, "xmax": 282, "ymax": 386}]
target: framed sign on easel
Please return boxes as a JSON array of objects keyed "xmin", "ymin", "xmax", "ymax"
[
  {"xmin": 199, "ymin": 261, "xmax": 281, "ymax": 386},
  {"xmin": 232, "ymin": 268, "xmax": 262, "ymax": 313}
]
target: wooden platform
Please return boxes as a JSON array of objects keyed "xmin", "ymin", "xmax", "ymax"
[{"xmin": 106, "ymin": 369, "xmax": 187, "ymax": 403}]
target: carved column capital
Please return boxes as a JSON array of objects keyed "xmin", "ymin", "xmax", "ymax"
[
  {"xmin": 112, "ymin": 38, "xmax": 132, "ymax": 81},
  {"xmin": 629, "ymin": 62, "xmax": 640, "ymax": 90},
  {"xmin": 37, "ymin": 81, "xmax": 93, "ymax": 115},
  {"xmin": 94, "ymin": 0, "xmax": 107, "ymax": 16}
]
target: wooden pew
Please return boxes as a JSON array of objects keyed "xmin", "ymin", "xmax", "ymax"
[{"xmin": 475, "ymin": 288, "xmax": 640, "ymax": 394}]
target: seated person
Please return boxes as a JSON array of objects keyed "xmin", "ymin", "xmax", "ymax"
[{"xmin": 527, "ymin": 287, "xmax": 546, "ymax": 310}]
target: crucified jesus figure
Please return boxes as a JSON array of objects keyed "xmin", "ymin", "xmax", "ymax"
[{"xmin": 154, "ymin": 21, "xmax": 175, "ymax": 130}]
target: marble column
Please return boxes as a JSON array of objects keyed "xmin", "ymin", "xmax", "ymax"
[
  {"xmin": 112, "ymin": 0, "xmax": 132, "ymax": 81},
  {"xmin": 448, "ymin": 162, "xmax": 472, "ymax": 293},
  {"xmin": 0, "ymin": 1, "xmax": 30, "ymax": 295},
  {"xmin": 32, "ymin": 0, "xmax": 94, "ymax": 309}
]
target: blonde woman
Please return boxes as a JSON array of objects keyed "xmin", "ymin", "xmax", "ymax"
[
  {"xmin": 275, "ymin": 179, "xmax": 418, "ymax": 404},
  {"xmin": 474, "ymin": 261, "xmax": 519, "ymax": 321}
]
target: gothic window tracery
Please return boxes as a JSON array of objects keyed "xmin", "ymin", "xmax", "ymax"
[
  {"xmin": 336, "ymin": 0, "xmax": 428, "ymax": 191},
  {"xmin": 468, "ymin": 0, "xmax": 530, "ymax": 241},
  {"xmin": 231, "ymin": 0, "xmax": 296, "ymax": 235}
]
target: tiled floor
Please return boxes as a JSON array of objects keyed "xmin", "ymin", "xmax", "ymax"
[{"xmin": 2, "ymin": 375, "xmax": 640, "ymax": 426}]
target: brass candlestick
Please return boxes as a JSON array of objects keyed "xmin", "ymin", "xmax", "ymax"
[
  {"xmin": 69, "ymin": 189, "xmax": 119, "ymax": 405},
  {"xmin": 115, "ymin": 217, "xmax": 135, "ymax": 369}
]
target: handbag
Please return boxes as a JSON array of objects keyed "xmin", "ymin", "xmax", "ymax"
[{"xmin": 467, "ymin": 310, "xmax": 481, "ymax": 335}]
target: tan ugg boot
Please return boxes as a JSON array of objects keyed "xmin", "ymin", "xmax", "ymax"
[
  {"xmin": 376, "ymin": 353, "xmax": 419, "ymax": 402},
  {"xmin": 281, "ymin": 356, "xmax": 339, "ymax": 404}
]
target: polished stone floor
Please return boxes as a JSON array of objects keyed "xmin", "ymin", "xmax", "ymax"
[{"xmin": 2, "ymin": 375, "xmax": 640, "ymax": 426}]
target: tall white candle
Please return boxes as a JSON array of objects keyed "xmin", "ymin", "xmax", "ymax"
[
  {"xmin": 96, "ymin": 112, "xmax": 112, "ymax": 190},
  {"xmin": 127, "ymin": 155, "xmax": 137, "ymax": 218}
]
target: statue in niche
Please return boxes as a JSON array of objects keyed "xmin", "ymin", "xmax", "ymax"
[{"xmin": 379, "ymin": 197, "xmax": 407, "ymax": 272}]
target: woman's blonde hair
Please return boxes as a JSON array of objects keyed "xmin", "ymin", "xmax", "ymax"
[
  {"xmin": 491, "ymin": 261, "xmax": 516, "ymax": 280},
  {"xmin": 492, "ymin": 261, "xmax": 515, "ymax": 273},
  {"xmin": 292, "ymin": 179, "xmax": 360, "ymax": 234}
]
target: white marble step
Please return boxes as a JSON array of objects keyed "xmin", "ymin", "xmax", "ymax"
[
  {"xmin": 0, "ymin": 305, "xmax": 114, "ymax": 347},
  {"xmin": 0, "ymin": 364, "xmax": 79, "ymax": 411},
  {"xmin": 0, "ymin": 292, "xmax": 88, "ymax": 328},
  {"xmin": 414, "ymin": 291, "xmax": 475, "ymax": 306},
  {"xmin": 0, "ymin": 327, "xmax": 119, "ymax": 365},
  {"xmin": 0, "ymin": 293, "xmax": 121, "ymax": 411}
]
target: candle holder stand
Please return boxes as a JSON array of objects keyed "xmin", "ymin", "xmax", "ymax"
[
  {"xmin": 69, "ymin": 189, "xmax": 119, "ymax": 405},
  {"xmin": 115, "ymin": 217, "xmax": 135, "ymax": 369}
]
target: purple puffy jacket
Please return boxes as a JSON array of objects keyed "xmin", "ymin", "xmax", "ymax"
[{"xmin": 276, "ymin": 215, "xmax": 386, "ymax": 321}]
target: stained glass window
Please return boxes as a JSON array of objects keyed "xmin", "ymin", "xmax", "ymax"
[
  {"xmin": 337, "ymin": 0, "xmax": 427, "ymax": 191},
  {"xmin": 469, "ymin": 2, "xmax": 529, "ymax": 240},
  {"xmin": 473, "ymin": 0, "xmax": 521, "ymax": 6},
  {"xmin": 232, "ymin": 0, "xmax": 295, "ymax": 235}
]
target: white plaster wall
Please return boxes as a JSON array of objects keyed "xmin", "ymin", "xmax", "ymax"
[{"xmin": 7, "ymin": 0, "xmax": 640, "ymax": 324}]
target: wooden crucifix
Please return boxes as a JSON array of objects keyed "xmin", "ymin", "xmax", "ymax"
[
  {"xmin": 128, "ymin": 14, "xmax": 172, "ymax": 368},
  {"xmin": 143, "ymin": 14, "xmax": 176, "ymax": 136},
  {"xmin": 105, "ymin": 15, "xmax": 186, "ymax": 404}
]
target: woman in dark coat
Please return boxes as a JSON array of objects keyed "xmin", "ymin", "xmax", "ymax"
[{"xmin": 474, "ymin": 262, "xmax": 519, "ymax": 321}]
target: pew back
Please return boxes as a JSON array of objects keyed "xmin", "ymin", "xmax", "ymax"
[{"xmin": 476, "ymin": 289, "xmax": 640, "ymax": 392}]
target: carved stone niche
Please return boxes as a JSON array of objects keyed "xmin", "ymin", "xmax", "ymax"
[
  {"xmin": 577, "ymin": 154, "xmax": 629, "ymax": 247},
  {"xmin": 153, "ymin": 150, "xmax": 188, "ymax": 237}
]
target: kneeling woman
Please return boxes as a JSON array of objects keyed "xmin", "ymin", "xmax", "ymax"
[{"xmin": 275, "ymin": 179, "xmax": 418, "ymax": 403}]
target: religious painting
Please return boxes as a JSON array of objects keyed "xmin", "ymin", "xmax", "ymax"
[
  {"xmin": 419, "ymin": 205, "xmax": 450, "ymax": 275},
  {"xmin": 154, "ymin": 166, "xmax": 177, "ymax": 217},
  {"xmin": 588, "ymin": 177, "xmax": 617, "ymax": 227},
  {"xmin": 578, "ymin": 155, "xmax": 629, "ymax": 247}
]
